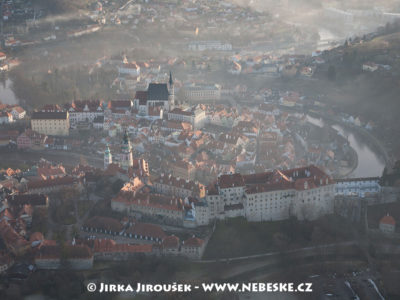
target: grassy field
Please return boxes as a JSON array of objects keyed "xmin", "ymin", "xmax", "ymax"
[{"xmin": 204, "ymin": 216, "xmax": 355, "ymax": 259}]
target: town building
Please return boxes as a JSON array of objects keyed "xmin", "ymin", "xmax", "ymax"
[
  {"xmin": 91, "ymin": 239, "xmax": 153, "ymax": 260},
  {"xmin": 118, "ymin": 62, "xmax": 140, "ymax": 77},
  {"xmin": 125, "ymin": 222, "xmax": 167, "ymax": 243},
  {"xmin": 167, "ymin": 106, "xmax": 206, "ymax": 129},
  {"xmin": 0, "ymin": 254, "xmax": 13, "ymax": 274},
  {"xmin": 362, "ymin": 62, "xmax": 378, "ymax": 72},
  {"xmin": 26, "ymin": 176, "xmax": 81, "ymax": 194},
  {"xmin": 335, "ymin": 177, "xmax": 381, "ymax": 198},
  {"xmin": 111, "ymin": 191, "xmax": 185, "ymax": 226},
  {"xmin": 83, "ymin": 216, "xmax": 124, "ymax": 236},
  {"xmin": 170, "ymin": 160, "xmax": 196, "ymax": 181},
  {"xmin": 31, "ymin": 111, "xmax": 70, "ymax": 136},
  {"xmin": 181, "ymin": 236, "xmax": 205, "ymax": 260},
  {"xmin": 188, "ymin": 41, "xmax": 232, "ymax": 51},
  {"xmin": 6, "ymin": 194, "xmax": 49, "ymax": 208},
  {"xmin": 34, "ymin": 244, "xmax": 94, "ymax": 270},
  {"xmin": 162, "ymin": 235, "xmax": 180, "ymax": 256},
  {"xmin": 17, "ymin": 129, "xmax": 47, "ymax": 150},
  {"xmin": 183, "ymin": 84, "xmax": 221, "ymax": 103},
  {"xmin": 379, "ymin": 214, "xmax": 396, "ymax": 234},
  {"xmin": 65, "ymin": 100, "xmax": 104, "ymax": 128},
  {"xmin": 10, "ymin": 106, "xmax": 26, "ymax": 120},
  {"xmin": 0, "ymin": 111, "xmax": 13, "ymax": 124},
  {"xmin": 152, "ymin": 173, "xmax": 206, "ymax": 199}
]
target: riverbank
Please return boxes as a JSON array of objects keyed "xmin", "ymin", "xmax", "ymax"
[{"xmin": 307, "ymin": 110, "xmax": 387, "ymax": 178}]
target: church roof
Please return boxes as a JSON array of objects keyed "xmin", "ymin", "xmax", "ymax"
[{"xmin": 147, "ymin": 83, "xmax": 169, "ymax": 101}]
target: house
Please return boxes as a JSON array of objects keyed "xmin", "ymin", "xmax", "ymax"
[
  {"xmin": 26, "ymin": 176, "xmax": 81, "ymax": 194},
  {"xmin": 83, "ymin": 216, "xmax": 123, "ymax": 236},
  {"xmin": 362, "ymin": 62, "xmax": 378, "ymax": 72},
  {"xmin": 6, "ymin": 194, "xmax": 49, "ymax": 208},
  {"xmin": 17, "ymin": 129, "xmax": 47, "ymax": 150},
  {"xmin": 124, "ymin": 222, "xmax": 167, "ymax": 243},
  {"xmin": 0, "ymin": 220, "xmax": 30, "ymax": 256},
  {"xmin": 118, "ymin": 62, "xmax": 140, "ymax": 76},
  {"xmin": 379, "ymin": 214, "xmax": 396, "ymax": 234},
  {"xmin": 0, "ymin": 253, "xmax": 13, "ymax": 274},
  {"xmin": 181, "ymin": 236, "xmax": 205, "ymax": 259},
  {"xmin": 170, "ymin": 160, "xmax": 196, "ymax": 181},
  {"xmin": 112, "ymin": 191, "xmax": 185, "ymax": 226},
  {"xmin": 162, "ymin": 235, "xmax": 180, "ymax": 256},
  {"xmin": 34, "ymin": 244, "xmax": 93, "ymax": 269},
  {"xmin": 93, "ymin": 116, "xmax": 104, "ymax": 130},
  {"xmin": 0, "ymin": 111, "xmax": 13, "ymax": 124},
  {"xmin": 91, "ymin": 239, "xmax": 153, "ymax": 260},
  {"xmin": 152, "ymin": 173, "xmax": 206, "ymax": 199},
  {"xmin": 10, "ymin": 106, "xmax": 26, "ymax": 120}
]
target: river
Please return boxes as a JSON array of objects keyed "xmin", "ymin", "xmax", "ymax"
[
  {"xmin": 0, "ymin": 78, "xmax": 19, "ymax": 105},
  {"xmin": 306, "ymin": 115, "xmax": 385, "ymax": 178}
]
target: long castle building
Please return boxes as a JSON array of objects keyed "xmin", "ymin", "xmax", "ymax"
[
  {"xmin": 111, "ymin": 165, "xmax": 335, "ymax": 227},
  {"xmin": 206, "ymin": 165, "xmax": 335, "ymax": 222}
]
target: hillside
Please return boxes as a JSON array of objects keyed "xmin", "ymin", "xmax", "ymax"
[{"xmin": 37, "ymin": 0, "xmax": 94, "ymax": 13}]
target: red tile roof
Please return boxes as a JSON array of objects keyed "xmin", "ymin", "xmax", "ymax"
[
  {"xmin": 113, "ymin": 191, "xmax": 184, "ymax": 212},
  {"xmin": 218, "ymin": 173, "xmax": 245, "ymax": 189},
  {"xmin": 92, "ymin": 239, "xmax": 152, "ymax": 253},
  {"xmin": 183, "ymin": 237, "xmax": 204, "ymax": 247},
  {"xmin": 126, "ymin": 222, "xmax": 166, "ymax": 240},
  {"xmin": 35, "ymin": 245, "xmax": 92, "ymax": 259},
  {"xmin": 162, "ymin": 235, "xmax": 179, "ymax": 249},
  {"xmin": 84, "ymin": 216, "xmax": 123, "ymax": 233},
  {"xmin": 27, "ymin": 176, "xmax": 77, "ymax": 190},
  {"xmin": 380, "ymin": 215, "xmax": 396, "ymax": 226}
]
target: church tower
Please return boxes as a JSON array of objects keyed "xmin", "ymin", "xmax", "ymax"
[
  {"xmin": 168, "ymin": 71, "xmax": 175, "ymax": 109},
  {"xmin": 104, "ymin": 144, "xmax": 112, "ymax": 170},
  {"xmin": 120, "ymin": 130, "xmax": 133, "ymax": 170}
]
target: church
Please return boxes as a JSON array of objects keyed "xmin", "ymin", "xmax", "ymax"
[
  {"xmin": 133, "ymin": 72, "xmax": 175, "ymax": 117},
  {"xmin": 104, "ymin": 130, "xmax": 134, "ymax": 171}
]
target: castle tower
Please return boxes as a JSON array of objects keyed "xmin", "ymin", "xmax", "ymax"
[
  {"xmin": 168, "ymin": 71, "xmax": 175, "ymax": 109},
  {"xmin": 104, "ymin": 144, "xmax": 112, "ymax": 170},
  {"xmin": 120, "ymin": 130, "xmax": 133, "ymax": 170}
]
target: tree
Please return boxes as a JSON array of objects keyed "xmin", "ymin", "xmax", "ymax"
[{"xmin": 327, "ymin": 65, "xmax": 336, "ymax": 81}]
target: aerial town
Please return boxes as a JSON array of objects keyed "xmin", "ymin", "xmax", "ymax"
[{"xmin": 1, "ymin": 0, "xmax": 400, "ymax": 299}]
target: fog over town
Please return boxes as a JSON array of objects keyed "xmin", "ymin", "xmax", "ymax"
[{"xmin": 0, "ymin": 1, "xmax": 400, "ymax": 299}]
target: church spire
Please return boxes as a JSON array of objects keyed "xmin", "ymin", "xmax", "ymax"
[
  {"xmin": 169, "ymin": 71, "xmax": 173, "ymax": 87},
  {"xmin": 168, "ymin": 71, "xmax": 175, "ymax": 109}
]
